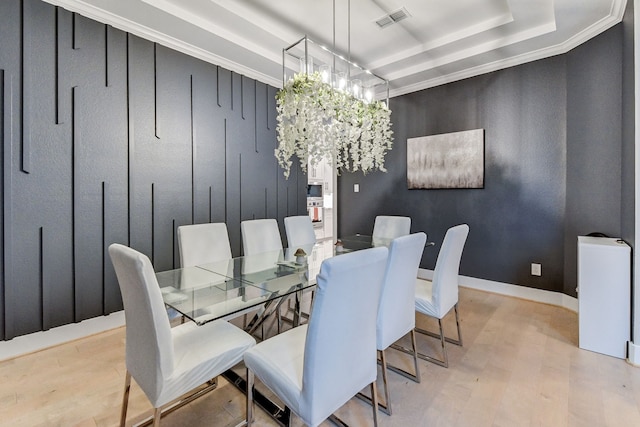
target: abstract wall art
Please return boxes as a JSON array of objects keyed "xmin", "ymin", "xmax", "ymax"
[{"xmin": 407, "ymin": 129, "xmax": 484, "ymax": 189}]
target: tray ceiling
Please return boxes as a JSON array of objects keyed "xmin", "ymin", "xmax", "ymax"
[{"xmin": 45, "ymin": 0, "xmax": 626, "ymax": 97}]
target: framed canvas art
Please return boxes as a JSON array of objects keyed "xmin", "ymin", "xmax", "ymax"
[{"xmin": 407, "ymin": 129, "xmax": 484, "ymax": 189}]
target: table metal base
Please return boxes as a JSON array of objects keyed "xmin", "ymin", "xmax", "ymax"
[
  {"xmin": 133, "ymin": 379, "xmax": 219, "ymax": 426},
  {"xmin": 224, "ymin": 369, "xmax": 357, "ymax": 427},
  {"xmin": 223, "ymin": 369, "xmax": 292, "ymax": 427}
]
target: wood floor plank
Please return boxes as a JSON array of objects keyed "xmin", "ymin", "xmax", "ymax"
[{"xmin": 2, "ymin": 287, "xmax": 640, "ymax": 427}]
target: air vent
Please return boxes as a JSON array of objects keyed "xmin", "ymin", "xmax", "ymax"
[
  {"xmin": 375, "ymin": 7, "xmax": 411, "ymax": 29},
  {"xmin": 375, "ymin": 15, "xmax": 395, "ymax": 29}
]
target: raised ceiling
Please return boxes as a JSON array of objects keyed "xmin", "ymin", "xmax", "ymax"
[{"xmin": 46, "ymin": 0, "xmax": 626, "ymax": 97}]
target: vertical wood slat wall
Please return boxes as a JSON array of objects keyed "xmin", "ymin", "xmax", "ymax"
[{"xmin": 0, "ymin": 0, "xmax": 305, "ymax": 340}]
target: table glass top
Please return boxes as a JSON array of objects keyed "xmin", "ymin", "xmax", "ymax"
[{"xmin": 156, "ymin": 237, "xmax": 384, "ymax": 325}]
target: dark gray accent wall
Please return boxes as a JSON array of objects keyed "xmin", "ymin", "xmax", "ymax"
[
  {"xmin": 340, "ymin": 58, "xmax": 568, "ymax": 292},
  {"xmin": 564, "ymin": 25, "xmax": 625, "ymax": 296},
  {"xmin": 0, "ymin": 0, "xmax": 305, "ymax": 340},
  {"xmin": 621, "ymin": 0, "xmax": 635, "ymax": 279},
  {"xmin": 339, "ymin": 19, "xmax": 633, "ymax": 296}
]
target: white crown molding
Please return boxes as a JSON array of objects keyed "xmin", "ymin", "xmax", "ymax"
[
  {"xmin": 384, "ymin": 21, "xmax": 557, "ymax": 83},
  {"xmin": 367, "ymin": 10, "xmax": 515, "ymax": 71},
  {"xmin": 42, "ymin": 0, "xmax": 626, "ymax": 97},
  {"xmin": 138, "ymin": 0, "xmax": 284, "ymax": 67},
  {"xmin": 41, "ymin": 0, "xmax": 283, "ymax": 88},
  {"xmin": 389, "ymin": 6, "xmax": 624, "ymax": 98},
  {"xmin": 418, "ymin": 268, "xmax": 578, "ymax": 312}
]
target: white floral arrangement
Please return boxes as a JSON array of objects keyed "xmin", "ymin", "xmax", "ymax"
[{"xmin": 275, "ymin": 72, "xmax": 393, "ymax": 178}]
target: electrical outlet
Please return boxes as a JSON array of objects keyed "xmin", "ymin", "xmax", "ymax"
[
  {"xmin": 354, "ymin": 184, "xmax": 360, "ymax": 193},
  {"xmin": 531, "ymin": 263, "xmax": 541, "ymax": 276}
]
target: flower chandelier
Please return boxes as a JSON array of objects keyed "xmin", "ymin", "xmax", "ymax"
[{"xmin": 275, "ymin": 36, "xmax": 394, "ymax": 179}]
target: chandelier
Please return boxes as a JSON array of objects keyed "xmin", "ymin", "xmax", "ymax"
[{"xmin": 274, "ymin": 29, "xmax": 393, "ymax": 178}]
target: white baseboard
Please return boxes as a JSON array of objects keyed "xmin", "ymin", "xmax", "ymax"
[
  {"xmin": 0, "ymin": 311, "xmax": 125, "ymax": 362},
  {"xmin": 0, "ymin": 272, "xmax": 581, "ymax": 362},
  {"xmin": 628, "ymin": 341, "xmax": 640, "ymax": 365},
  {"xmin": 418, "ymin": 269, "xmax": 579, "ymax": 313}
]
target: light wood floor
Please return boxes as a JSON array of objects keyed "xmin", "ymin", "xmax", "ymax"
[{"xmin": 2, "ymin": 287, "xmax": 640, "ymax": 427}]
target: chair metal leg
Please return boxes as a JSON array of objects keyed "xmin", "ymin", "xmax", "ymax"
[
  {"xmin": 152, "ymin": 407, "xmax": 162, "ymax": 427},
  {"xmin": 410, "ymin": 329, "xmax": 421, "ymax": 383},
  {"xmin": 356, "ymin": 350, "xmax": 393, "ymax": 415},
  {"xmin": 404, "ymin": 304, "xmax": 464, "ymax": 368},
  {"xmin": 379, "ymin": 350, "xmax": 392, "ymax": 415},
  {"xmin": 120, "ymin": 371, "xmax": 132, "ymax": 427},
  {"xmin": 384, "ymin": 330, "xmax": 421, "ymax": 384},
  {"xmin": 454, "ymin": 304, "xmax": 463, "ymax": 346},
  {"xmin": 415, "ymin": 305, "xmax": 463, "ymax": 346},
  {"xmin": 413, "ymin": 319, "xmax": 449, "ymax": 367},
  {"xmin": 246, "ymin": 368, "xmax": 254, "ymax": 427},
  {"xmin": 371, "ymin": 381, "xmax": 379, "ymax": 427},
  {"xmin": 437, "ymin": 319, "xmax": 448, "ymax": 367},
  {"xmin": 131, "ymin": 378, "xmax": 220, "ymax": 427}
]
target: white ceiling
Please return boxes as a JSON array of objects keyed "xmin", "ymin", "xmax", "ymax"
[{"xmin": 46, "ymin": 0, "xmax": 626, "ymax": 98}]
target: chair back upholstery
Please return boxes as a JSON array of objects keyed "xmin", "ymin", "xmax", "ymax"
[
  {"xmin": 241, "ymin": 219, "xmax": 283, "ymax": 255},
  {"xmin": 177, "ymin": 222, "xmax": 232, "ymax": 267},
  {"xmin": 377, "ymin": 232, "xmax": 427, "ymax": 350},
  {"xmin": 284, "ymin": 215, "xmax": 317, "ymax": 249},
  {"xmin": 301, "ymin": 247, "xmax": 388, "ymax": 426},
  {"xmin": 108, "ymin": 244, "xmax": 174, "ymax": 404},
  {"xmin": 372, "ymin": 215, "xmax": 411, "ymax": 240},
  {"xmin": 431, "ymin": 224, "xmax": 469, "ymax": 316}
]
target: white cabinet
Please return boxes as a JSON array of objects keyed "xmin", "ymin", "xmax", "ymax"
[
  {"xmin": 308, "ymin": 157, "xmax": 336, "ymax": 241},
  {"xmin": 323, "ymin": 208, "xmax": 333, "ymax": 240},
  {"xmin": 313, "ymin": 225, "xmax": 324, "ymax": 241},
  {"xmin": 578, "ymin": 236, "xmax": 630, "ymax": 359},
  {"xmin": 308, "ymin": 159, "xmax": 325, "ymax": 181}
]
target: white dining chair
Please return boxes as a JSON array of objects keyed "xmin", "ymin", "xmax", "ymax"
[
  {"xmin": 359, "ymin": 232, "xmax": 426, "ymax": 415},
  {"xmin": 284, "ymin": 215, "xmax": 317, "ymax": 323},
  {"xmin": 413, "ymin": 224, "xmax": 469, "ymax": 367},
  {"xmin": 284, "ymin": 215, "xmax": 317, "ymax": 249},
  {"xmin": 177, "ymin": 222, "xmax": 232, "ymax": 267},
  {"xmin": 372, "ymin": 215, "xmax": 411, "ymax": 240},
  {"xmin": 241, "ymin": 218, "xmax": 283, "ymax": 256},
  {"xmin": 108, "ymin": 244, "xmax": 256, "ymax": 427},
  {"xmin": 243, "ymin": 246, "xmax": 389, "ymax": 427},
  {"xmin": 241, "ymin": 218, "xmax": 287, "ymax": 333},
  {"xmin": 175, "ymin": 222, "xmax": 238, "ymax": 323}
]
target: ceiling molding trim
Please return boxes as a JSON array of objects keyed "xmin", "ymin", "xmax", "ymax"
[
  {"xmin": 42, "ymin": 0, "xmax": 282, "ymax": 88},
  {"xmin": 389, "ymin": 5, "xmax": 625, "ymax": 98},
  {"xmin": 368, "ymin": 11, "xmax": 515, "ymax": 71},
  {"xmin": 41, "ymin": 0, "xmax": 628, "ymax": 98},
  {"xmin": 556, "ymin": 3, "xmax": 626, "ymax": 52},
  {"xmin": 138, "ymin": 0, "xmax": 284, "ymax": 66},
  {"xmin": 384, "ymin": 21, "xmax": 557, "ymax": 82}
]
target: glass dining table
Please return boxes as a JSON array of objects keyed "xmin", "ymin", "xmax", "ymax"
[
  {"xmin": 154, "ymin": 235, "xmax": 390, "ymax": 426},
  {"xmin": 156, "ymin": 251, "xmax": 306, "ymax": 325},
  {"xmin": 156, "ymin": 248, "xmax": 311, "ymax": 334},
  {"xmin": 155, "ymin": 235, "xmax": 391, "ymax": 329}
]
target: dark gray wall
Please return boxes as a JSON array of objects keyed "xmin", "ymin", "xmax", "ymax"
[
  {"xmin": 621, "ymin": 0, "xmax": 635, "ymax": 286},
  {"xmin": 0, "ymin": 0, "xmax": 305, "ymax": 340},
  {"xmin": 339, "ymin": 18, "xmax": 633, "ymax": 296},
  {"xmin": 564, "ymin": 25, "xmax": 625, "ymax": 296}
]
